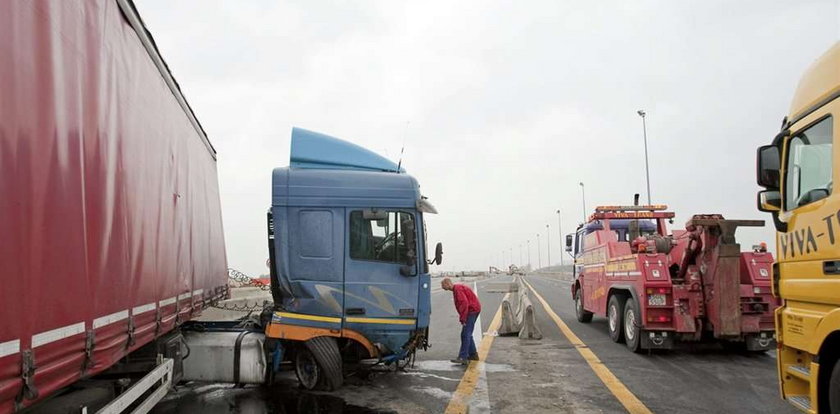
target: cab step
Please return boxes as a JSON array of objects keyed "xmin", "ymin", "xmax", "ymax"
[
  {"xmin": 787, "ymin": 395, "xmax": 812, "ymax": 412},
  {"xmin": 786, "ymin": 364, "xmax": 811, "ymax": 381}
]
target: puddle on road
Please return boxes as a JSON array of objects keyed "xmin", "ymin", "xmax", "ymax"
[
  {"xmin": 153, "ymin": 383, "xmax": 396, "ymax": 414},
  {"xmin": 403, "ymin": 371, "xmax": 460, "ymax": 382},
  {"xmin": 412, "ymin": 360, "xmax": 515, "ymax": 373},
  {"xmin": 413, "ymin": 386, "xmax": 453, "ymax": 400}
]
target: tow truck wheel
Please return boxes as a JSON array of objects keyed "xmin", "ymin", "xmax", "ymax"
[
  {"xmin": 624, "ymin": 298, "xmax": 643, "ymax": 353},
  {"xmin": 575, "ymin": 288, "xmax": 593, "ymax": 323},
  {"xmin": 608, "ymin": 295, "xmax": 626, "ymax": 343}
]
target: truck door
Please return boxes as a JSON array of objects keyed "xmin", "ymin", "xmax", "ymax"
[
  {"xmin": 780, "ymin": 114, "xmax": 835, "ymax": 300},
  {"xmin": 284, "ymin": 207, "xmax": 345, "ymax": 318},
  {"xmin": 573, "ymin": 228, "xmax": 585, "ymax": 280},
  {"xmin": 344, "ymin": 209, "xmax": 420, "ymax": 326}
]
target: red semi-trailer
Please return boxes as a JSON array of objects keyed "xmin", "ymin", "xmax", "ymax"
[{"xmin": 0, "ymin": 1, "xmax": 228, "ymax": 412}]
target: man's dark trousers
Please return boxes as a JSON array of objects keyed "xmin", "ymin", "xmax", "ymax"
[{"xmin": 459, "ymin": 311, "xmax": 480, "ymax": 359}]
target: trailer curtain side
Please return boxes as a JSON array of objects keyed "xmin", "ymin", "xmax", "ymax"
[{"xmin": 0, "ymin": 1, "xmax": 228, "ymax": 411}]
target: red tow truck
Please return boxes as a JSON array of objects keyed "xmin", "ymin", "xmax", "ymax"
[{"xmin": 565, "ymin": 203, "xmax": 778, "ymax": 352}]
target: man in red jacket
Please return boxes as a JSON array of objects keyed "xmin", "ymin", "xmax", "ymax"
[{"xmin": 441, "ymin": 278, "xmax": 482, "ymax": 365}]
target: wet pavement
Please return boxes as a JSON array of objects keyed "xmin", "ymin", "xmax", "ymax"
[
  {"xmin": 154, "ymin": 274, "xmax": 797, "ymax": 413},
  {"xmin": 153, "ymin": 381, "xmax": 397, "ymax": 414}
]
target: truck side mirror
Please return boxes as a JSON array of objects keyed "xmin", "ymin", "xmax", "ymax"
[
  {"xmin": 432, "ymin": 242, "xmax": 443, "ymax": 265},
  {"xmin": 564, "ymin": 234, "xmax": 573, "ymax": 252},
  {"xmin": 757, "ymin": 190, "xmax": 781, "ymax": 212},
  {"xmin": 756, "ymin": 145, "xmax": 780, "ymax": 189}
]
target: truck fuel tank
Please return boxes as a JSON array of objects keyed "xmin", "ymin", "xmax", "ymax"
[{"xmin": 182, "ymin": 330, "xmax": 267, "ymax": 385}]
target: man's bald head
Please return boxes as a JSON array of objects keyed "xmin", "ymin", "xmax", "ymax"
[{"xmin": 441, "ymin": 278, "xmax": 454, "ymax": 291}]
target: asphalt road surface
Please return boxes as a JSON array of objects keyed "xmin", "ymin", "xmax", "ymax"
[{"xmin": 153, "ymin": 274, "xmax": 797, "ymax": 413}]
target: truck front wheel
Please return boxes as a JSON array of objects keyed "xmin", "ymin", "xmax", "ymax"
[
  {"xmin": 295, "ymin": 337, "xmax": 344, "ymax": 391},
  {"xmin": 829, "ymin": 360, "xmax": 840, "ymax": 414},
  {"xmin": 575, "ymin": 288, "xmax": 593, "ymax": 323},
  {"xmin": 295, "ymin": 347, "xmax": 322, "ymax": 390},
  {"xmin": 624, "ymin": 298, "xmax": 643, "ymax": 353}
]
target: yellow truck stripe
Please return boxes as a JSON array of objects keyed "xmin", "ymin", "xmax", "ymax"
[
  {"xmin": 274, "ymin": 312, "xmax": 342, "ymax": 323},
  {"xmin": 344, "ymin": 317, "xmax": 416, "ymax": 325}
]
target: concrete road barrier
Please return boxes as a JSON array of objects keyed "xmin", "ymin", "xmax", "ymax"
[{"xmin": 498, "ymin": 277, "xmax": 542, "ymax": 340}]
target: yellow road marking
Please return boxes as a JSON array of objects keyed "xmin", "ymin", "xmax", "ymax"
[
  {"xmin": 274, "ymin": 312, "xmax": 342, "ymax": 323},
  {"xmin": 521, "ymin": 278, "xmax": 653, "ymax": 414},
  {"xmin": 444, "ymin": 293, "xmax": 509, "ymax": 414},
  {"xmin": 344, "ymin": 317, "xmax": 416, "ymax": 325}
]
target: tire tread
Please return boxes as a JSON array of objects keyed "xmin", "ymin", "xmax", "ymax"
[{"xmin": 305, "ymin": 336, "xmax": 344, "ymax": 390}]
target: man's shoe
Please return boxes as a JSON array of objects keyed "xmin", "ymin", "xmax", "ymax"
[
  {"xmin": 450, "ymin": 358, "xmax": 468, "ymax": 365},
  {"xmin": 468, "ymin": 353, "xmax": 479, "ymax": 361}
]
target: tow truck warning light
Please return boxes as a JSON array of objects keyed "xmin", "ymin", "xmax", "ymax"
[{"xmin": 594, "ymin": 205, "xmax": 669, "ymax": 212}]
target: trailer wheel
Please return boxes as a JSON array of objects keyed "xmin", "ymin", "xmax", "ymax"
[
  {"xmin": 575, "ymin": 288, "xmax": 593, "ymax": 323},
  {"xmin": 304, "ymin": 336, "xmax": 344, "ymax": 391},
  {"xmin": 608, "ymin": 295, "xmax": 626, "ymax": 343},
  {"xmin": 829, "ymin": 360, "xmax": 840, "ymax": 414},
  {"xmin": 623, "ymin": 298, "xmax": 643, "ymax": 353}
]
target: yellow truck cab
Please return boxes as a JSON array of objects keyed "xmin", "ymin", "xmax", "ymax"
[{"xmin": 757, "ymin": 41, "xmax": 840, "ymax": 413}]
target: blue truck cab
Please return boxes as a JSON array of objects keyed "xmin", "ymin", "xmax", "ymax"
[{"xmin": 265, "ymin": 128, "xmax": 440, "ymax": 390}]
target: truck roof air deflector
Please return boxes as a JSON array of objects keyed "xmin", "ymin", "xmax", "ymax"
[{"xmin": 290, "ymin": 127, "xmax": 406, "ymax": 173}]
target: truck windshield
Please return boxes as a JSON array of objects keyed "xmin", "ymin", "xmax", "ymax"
[
  {"xmin": 349, "ymin": 210, "xmax": 416, "ymax": 264},
  {"xmin": 785, "ymin": 116, "xmax": 833, "ymax": 209}
]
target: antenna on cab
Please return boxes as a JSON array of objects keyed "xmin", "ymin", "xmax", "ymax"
[{"xmin": 397, "ymin": 121, "xmax": 409, "ymax": 173}]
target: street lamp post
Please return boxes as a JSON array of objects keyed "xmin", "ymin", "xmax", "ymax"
[
  {"xmin": 527, "ymin": 239, "xmax": 531, "ymax": 270},
  {"xmin": 546, "ymin": 224, "xmax": 551, "ymax": 268},
  {"xmin": 579, "ymin": 182, "xmax": 587, "ymax": 222},
  {"xmin": 536, "ymin": 233, "xmax": 541, "ymax": 270},
  {"xmin": 637, "ymin": 110, "xmax": 652, "ymax": 204},
  {"xmin": 510, "ymin": 247, "xmax": 514, "ymax": 267},
  {"xmin": 556, "ymin": 209, "xmax": 563, "ymax": 266},
  {"xmin": 519, "ymin": 244, "xmax": 523, "ymax": 266}
]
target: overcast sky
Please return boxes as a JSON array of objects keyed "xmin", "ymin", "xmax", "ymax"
[{"xmin": 136, "ymin": 0, "xmax": 839, "ymax": 276}]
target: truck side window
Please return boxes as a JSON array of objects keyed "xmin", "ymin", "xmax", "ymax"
[
  {"xmin": 349, "ymin": 210, "xmax": 416, "ymax": 264},
  {"xmin": 615, "ymin": 230, "xmax": 626, "ymax": 242},
  {"xmin": 785, "ymin": 116, "xmax": 833, "ymax": 209}
]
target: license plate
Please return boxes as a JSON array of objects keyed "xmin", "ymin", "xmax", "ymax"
[{"xmin": 648, "ymin": 294, "xmax": 666, "ymax": 306}]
